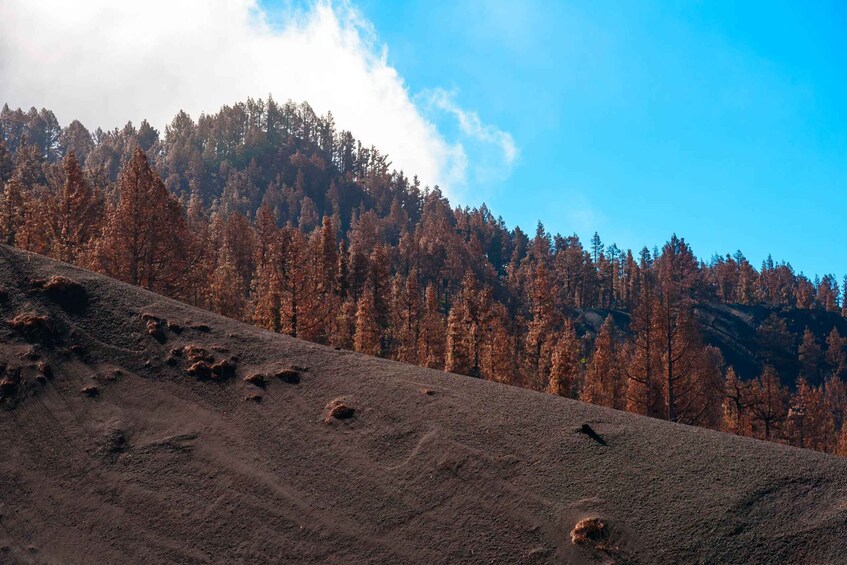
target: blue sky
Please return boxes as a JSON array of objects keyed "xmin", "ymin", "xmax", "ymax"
[{"xmin": 338, "ymin": 1, "xmax": 847, "ymax": 279}]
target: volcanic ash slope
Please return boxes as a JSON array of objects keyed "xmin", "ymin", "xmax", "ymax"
[{"xmin": 1, "ymin": 244, "xmax": 846, "ymax": 564}]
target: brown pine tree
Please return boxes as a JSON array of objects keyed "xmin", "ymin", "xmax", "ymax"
[
  {"xmin": 723, "ymin": 366, "xmax": 753, "ymax": 436},
  {"xmin": 418, "ymin": 284, "xmax": 445, "ymax": 369},
  {"xmin": 799, "ymin": 328, "xmax": 823, "ymax": 383},
  {"xmin": 787, "ymin": 378, "xmax": 835, "ymax": 452},
  {"xmin": 524, "ymin": 261, "xmax": 555, "ymax": 386},
  {"xmin": 394, "ymin": 270, "xmax": 421, "ymax": 365},
  {"xmin": 625, "ymin": 274, "xmax": 663, "ymax": 417},
  {"xmin": 749, "ymin": 365, "xmax": 788, "ymax": 441},
  {"xmin": 207, "ymin": 242, "xmax": 247, "ymax": 319},
  {"xmin": 826, "ymin": 327, "xmax": 847, "ymax": 380},
  {"xmin": 90, "ymin": 148, "xmax": 188, "ymax": 295},
  {"xmin": 42, "ymin": 152, "xmax": 102, "ymax": 262},
  {"xmin": 581, "ymin": 315, "xmax": 622, "ymax": 408},
  {"xmin": 445, "ymin": 301, "xmax": 471, "ymax": 375},
  {"xmin": 655, "ymin": 235, "xmax": 701, "ymax": 422},
  {"xmin": 0, "ymin": 177, "xmax": 26, "ymax": 246},
  {"xmin": 354, "ymin": 288, "xmax": 381, "ymax": 356},
  {"xmin": 548, "ymin": 321, "xmax": 581, "ymax": 398},
  {"xmin": 252, "ymin": 254, "xmax": 282, "ymax": 333}
]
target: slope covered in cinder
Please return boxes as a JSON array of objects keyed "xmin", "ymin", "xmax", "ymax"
[{"xmin": 0, "ymin": 244, "xmax": 846, "ymax": 565}]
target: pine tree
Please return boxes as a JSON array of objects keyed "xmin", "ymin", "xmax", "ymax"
[
  {"xmin": 445, "ymin": 302, "xmax": 471, "ymax": 375},
  {"xmin": 749, "ymin": 365, "xmax": 788, "ymax": 441},
  {"xmin": 0, "ymin": 177, "xmax": 25, "ymax": 246},
  {"xmin": 207, "ymin": 242, "xmax": 246, "ymax": 319},
  {"xmin": 252, "ymin": 256, "xmax": 282, "ymax": 333},
  {"xmin": 0, "ymin": 138, "xmax": 12, "ymax": 184},
  {"xmin": 41, "ymin": 151, "xmax": 102, "ymax": 262},
  {"xmin": 254, "ymin": 204, "xmax": 278, "ymax": 271},
  {"xmin": 418, "ymin": 284, "xmax": 445, "ymax": 369},
  {"xmin": 655, "ymin": 235, "xmax": 701, "ymax": 422},
  {"xmin": 787, "ymin": 377, "xmax": 834, "ymax": 452},
  {"xmin": 799, "ymin": 328, "xmax": 823, "ymax": 383},
  {"xmin": 524, "ymin": 261, "xmax": 555, "ymax": 386},
  {"xmin": 395, "ymin": 270, "xmax": 421, "ymax": 364},
  {"xmin": 581, "ymin": 315, "xmax": 621, "ymax": 408},
  {"xmin": 275, "ymin": 227, "xmax": 310, "ymax": 338},
  {"xmin": 756, "ymin": 313, "xmax": 793, "ymax": 363},
  {"xmin": 368, "ymin": 244, "xmax": 392, "ymax": 333},
  {"xmin": 90, "ymin": 148, "xmax": 188, "ymax": 294},
  {"xmin": 625, "ymin": 273, "xmax": 663, "ymax": 417},
  {"xmin": 354, "ymin": 288, "xmax": 381, "ymax": 356},
  {"xmin": 826, "ymin": 327, "xmax": 847, "ymax": 380},
  {"xmin": 723, "ymin": 366, "xmax": 752, "ymax": 435},
  {"xmin": 548, "ymin": 321, "xmax": 581, "ymax": 398}
]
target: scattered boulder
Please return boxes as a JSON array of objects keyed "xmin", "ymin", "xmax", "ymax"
[
  {"xmin": 184, "ymin": 345, "xmax": 214, "ymax": 363},
  {"xmin": 186, "ymin": 361, "xmax": 212, "ymax": 379},
  {"xmin": 69, "ymin": 344, "xmax": 84, "ymax": 356},
  {"xmin": 142, "ymin": 314, "xmax": 167, "ymax": 343},
  {"xmin": 146, "ymin": 322, "xmax": 166, "ymax": 343},
  {"xmin": 244, "ymin": 373, "xmax": 266, "ymax": 388},
  {"xmin": 19, "ymin": 348, "xmax": 39, "ymax": 361},
  {"xmin": 166, "ymin": 321, "xmax": 183, "ymax": 334},
  {"xmin": 570, "ymin": 517, "xmax": 608, "ymax": 547},
  {"xmin": 578, "ymin": 424, "xmax": 607, "ymax": 446},
  {"xmin": 275, "ymin": 368, "xmax": 300, "ymax": 384},
  {"xmin": 7, "ymin": 313, "xmax": 53, "ymax": 343},
  {"xmin": 35, "ymin": 361, "xmax": 52, "ymax": 379},
  {"xmin": 0, "ymin": 378, "xmax": 17, "ymax": 396},
  {"xmin": 81, "ymin": 385, "xmax": 99, "ymax": 398},
  {"xmin": 38, "ymin": 276, "xmax": 87, "ymax": 313},
  {"xmin": 244, "ymin": 394, "xmax": 262, "ymax": 403},
  {"xmin": 165, "ymin": 346, "xmax": 183, "ymax": 366},
  {"xmin": 0, "ymin": 366, "xmax": 21, "ymax": 396},
  {"xmin": 421, "ymin": 388, "xmax": 435, "ymax": 396},
  {"xmin": 190, "ymin": 323, "xmax": 211, "ymax": 332},
  {"xmin": 210, "ymin": 359, "xmax": 236, "ymax": 380},
  {"xmin": 324, "ymin": 399, "xmax": 355, "ymax": 422},
  {"xmin": 96, "ymin": 370, "xmax": 121, "ymax": 383}
]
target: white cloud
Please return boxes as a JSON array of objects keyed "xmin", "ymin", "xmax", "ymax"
[
  {"xmin": 424, "ymin": 88, "xmax": 519, "ymax": 168},
  {"xmin": 0, "ymin": 0, "xmax": 518, "ymax": 197},
  {"xmin": 419, "ymin": 88, "xmax": 519, "ymax": 199}
]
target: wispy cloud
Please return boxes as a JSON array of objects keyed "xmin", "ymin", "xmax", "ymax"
[
  {"xmin": 424, "ymin": 88, "xmax": 519, "ymax": 168},
  {"xmin": 0, "ymin": 0, "xmax": 515, "ymax": 199},
  {"xmin": 419, "ymin": 88, "xmax": 519, "ymax": 197}
]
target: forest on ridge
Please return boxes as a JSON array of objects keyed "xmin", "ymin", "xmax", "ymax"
[{"xmin": 2, "ymin": 97, "xmax": 847, "ymax": 455}]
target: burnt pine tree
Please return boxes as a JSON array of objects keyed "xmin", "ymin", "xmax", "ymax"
[
  {"xmin": 656, "ymin": 235, "xmax": 700, "ymax": 422},
  {"xmin": 91, "ymin": 148, "xmax": 188, "ymax": 294}
]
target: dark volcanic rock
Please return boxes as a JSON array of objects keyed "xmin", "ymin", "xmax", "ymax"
[{"xmin": 37, "ymin": 276, "xmax": 88, "ymax": 313}]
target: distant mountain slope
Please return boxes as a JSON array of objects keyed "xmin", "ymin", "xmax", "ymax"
[
  {"xmin": 1, "ymin": 244, "xmax": 846, "ymax": 564},
  {"xmin": 578, "ymin": 303, "xmax": 847, "ymax": 386}
]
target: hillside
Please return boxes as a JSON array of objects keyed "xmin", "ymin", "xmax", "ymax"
[
  {"xmin": 577, "ymin": 303, "xmax": 847, "ymax": 386},
  {"xmin": 5, "ymin": 101, "xmax": 847, "ymax": 453},
  {"xmin": 2, "ymin": 245, "xmax": 847, "ymax": 564}
]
